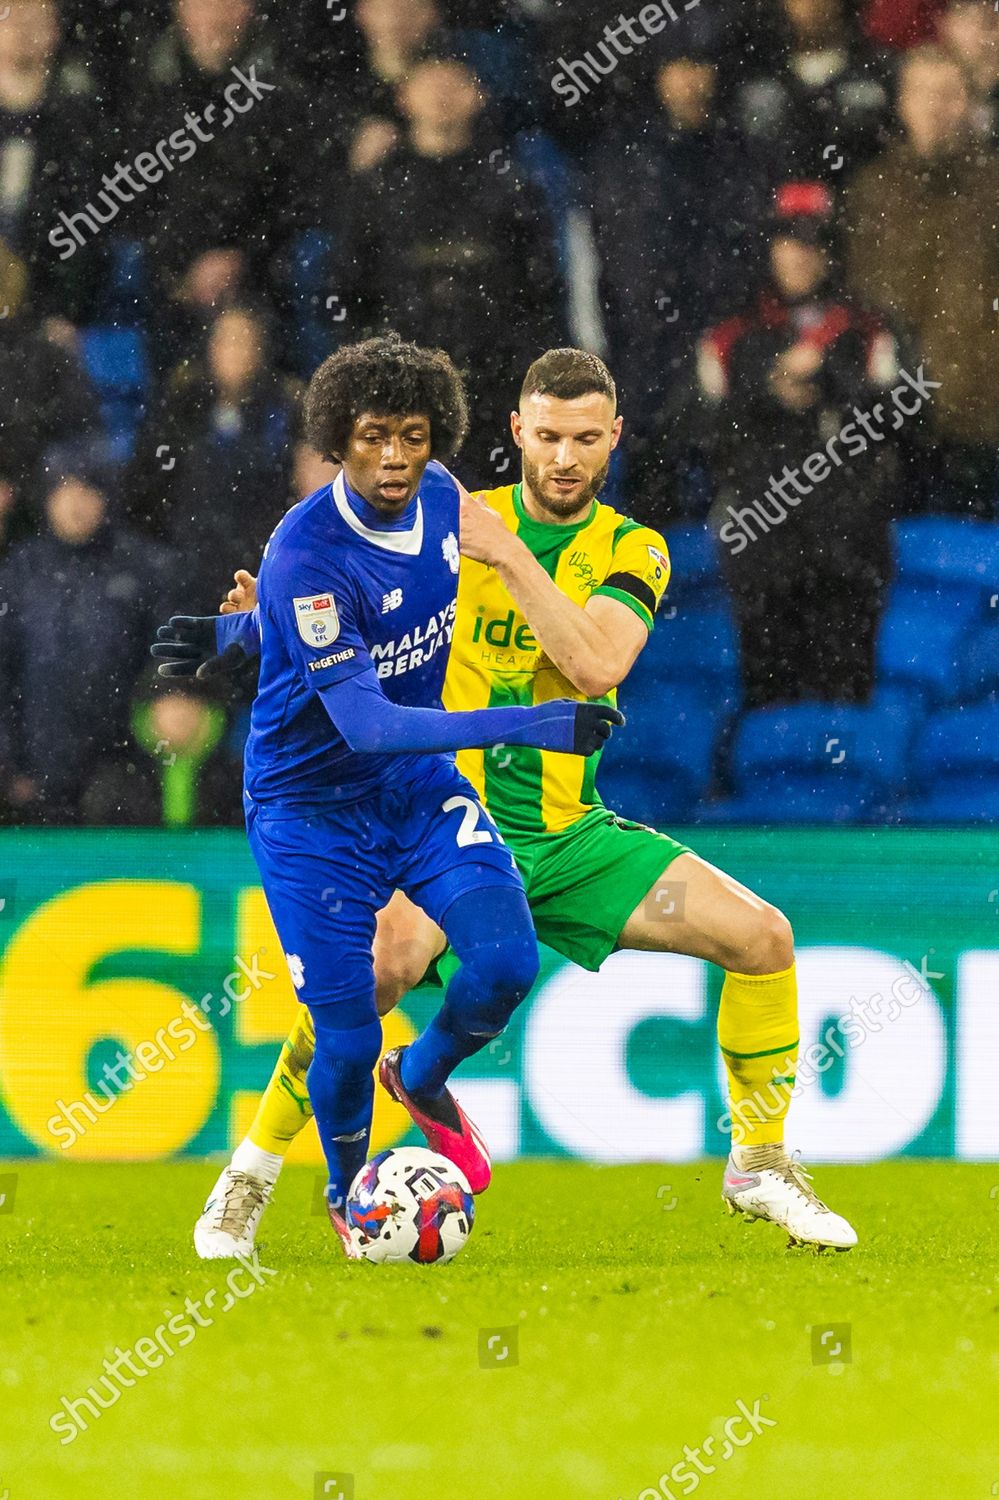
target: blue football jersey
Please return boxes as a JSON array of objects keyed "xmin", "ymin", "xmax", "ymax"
[{"xmin": 244, "ymin": 462, "xmax": 463, "ymax": 810}]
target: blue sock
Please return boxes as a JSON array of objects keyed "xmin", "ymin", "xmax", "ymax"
[
  {"xmin": 401, "ymin": 885, "xmax": 538, "ymax": 1098},
  {"xmin": 306, "ymin": 1015, "xmax": 382, "ymax": 1213},
  {"xmin": 401, "ymin": 1008, "xmax": 470, "ymax": 1099}
]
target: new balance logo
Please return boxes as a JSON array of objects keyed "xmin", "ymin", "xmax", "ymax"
[{"xmin": 382, "ymin": 589, "xmax": 404, "ymax": 614}]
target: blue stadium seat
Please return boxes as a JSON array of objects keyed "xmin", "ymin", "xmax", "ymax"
[
  {"xmin": 694, "ymin": 782, "xmax": 888, "ymax": 825},
  {"xmin": 952, "ymin": 624, "xmax": 999, "ymax": 705},
  {"xmin": 876, "ymin": 605, "xmax": 970, "ymax": 705},
  {"xmin": 80, "ymin": 326, "xmax": 150, "ymax": 462},
  {"xmin": 894, "ymin": 517, "xmax": 999, "ymax": 609},
  {"xmin": 871, "ymin": 679, "xmax": 928, "ymax": 719},
  {"xmin": 81, "ymin": 326, "xmax": 148, "ymax": 395},
  {"xmin": 285, "ymin": 229, "xmax": 338, "ymax": 377},
  {"xmin": 907, "ymin": 705, "xmax": 999, "ymax": 823},
  {"xmin": 660, "ymin": 524, "xmax": 724, "ymax": 610},
  {"xmin": 878, "ymin": 518, "xmax": 999, "ymax": 707},
  {"xmin": 726, "ymin": 700, "xmax": 915, "ymax": 822},
  {"xmin": 599, "ymin": 681, "xmax": 724, "ymax": 824},
  {"xmin": 639, "ymin": 601, "xmax": 741, "ymax": 700}
]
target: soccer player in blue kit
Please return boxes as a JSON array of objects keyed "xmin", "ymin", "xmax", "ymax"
[{"xmin": 153, "ymin": 336, "xmax": 623, "ymax": 1255}]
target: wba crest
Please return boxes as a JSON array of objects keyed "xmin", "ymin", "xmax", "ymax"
[{"xmin": 294, "ymin": 593, "xmax": 340, "ymax": 648}]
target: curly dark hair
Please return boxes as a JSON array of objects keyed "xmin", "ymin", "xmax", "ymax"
[{"xmin": 303, "ymin": 334, "xmax": 470, "ymax": 463}]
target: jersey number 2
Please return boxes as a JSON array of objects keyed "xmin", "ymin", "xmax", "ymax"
[{"xmin": 442, "ymin": 795, "xmax": 495, "ymax": 847}]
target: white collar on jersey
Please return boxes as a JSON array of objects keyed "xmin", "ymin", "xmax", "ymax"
[{"xmin": 332, "ymin": 470, "xmax": 425, "ymax": 554}]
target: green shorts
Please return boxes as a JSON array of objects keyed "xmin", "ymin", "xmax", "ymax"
[
  {"xmin": 506, "ymin": 807, "xmax": 690, "ymax": 971},
  {"xmin": 430, "ymin": 809, "xmax": 690, "ymax": 983}
]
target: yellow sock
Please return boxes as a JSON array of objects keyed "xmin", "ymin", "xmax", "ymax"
[
  {"xmin": 247, "ymin": 1004, "xmax": 316, "ymax": 1155},
  {"xmin": 717, "ymin": 964, "xmax": 798, "ymax": 1149}
]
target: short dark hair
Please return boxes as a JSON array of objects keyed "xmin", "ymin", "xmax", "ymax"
[
  {"xmin": 520, "ymin": 348, "xmax": 617, "ymax": 408},
  {"xmin": 304, "ymin": 334, "xmax": 469, "ymax": 462}
]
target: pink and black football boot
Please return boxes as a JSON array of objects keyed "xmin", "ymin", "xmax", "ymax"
[
  {"xmin": 325, "ymin": 1190, "xmax": 361, "ymax": 1259},
  {"xmin": 379, "ymin": 1046, "xmax": 492, "ymax": 1194}
]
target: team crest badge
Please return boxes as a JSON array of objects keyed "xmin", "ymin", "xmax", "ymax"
[
  {"xmin": 442, "ymin": 532, "xmax": 460, "ymax": 574},
  {"xmin": 294, "ymin": 593, "xmax": 340, "ymax": 648}
]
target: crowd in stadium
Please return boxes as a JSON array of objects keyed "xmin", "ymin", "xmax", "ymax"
[{"xmin": 0, "ymin": 0, "xmax": 997, "ymax": 827}]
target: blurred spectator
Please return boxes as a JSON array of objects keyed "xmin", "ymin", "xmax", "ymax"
[
  {"xmin": 735, "ymin": 0, "xmax": 893, "ymax": 181},
  {"xmin": 336, "ymin": 56, "xmax": 562, "ymax": 479},
  {"xmin": 341, "ymin": 0, "xmax": 451, "ymax": 174},
  {"xmin": 591, "ymin": 45, "xmax": 767, "ymax": 440},
  {"xmin": 136, "ymin": 0, "xmax": 309, "ymax": 371},
  {"xmin": 845, "ymin": 44, "xmax": 999, "ymax": 513},
  {"xmin": 864, "ymin": 0, "xmax": 946, "ymax": 49},
  {"xmin": 0, "ymin": 0, "xmax": 107, "ymax": 319},
  {"xmin": 0, "ymin": 290, "xmax": 100, "ymax": 509},
  {"xmin": 1, "ymin": 4, "xmax": 998, "ymax": 829},
  {"xmin": 291, "ymin": 441, "xmax": 340, "ymax": 501},
  {"xmin": 56, "ymin": 0, "xmax": 169, "ymax": 109},
  {"xmin": 695, "ymin": 184, "xmax": 902, "ymax": 707},
  {"xmin": 128, "ymin": 305, "xmax": 296, "ymax": 609},
  {"xmin": 205, "ymin": 441, "xmax": 340, "ymax": 617},
  {"xmin": 938, "ymin": 0, "xmax": 999, "ymax": 142},
  {"xmin": 0, "ymin": 456, "xmax": 175, "ymax": 823},
  {"xmin": 538, "ymin": 0, "xmax": 747, "ymax": 157},
  {"xmin": 81, "ymin": 673, "xmax": 243, "ymax": 827}
]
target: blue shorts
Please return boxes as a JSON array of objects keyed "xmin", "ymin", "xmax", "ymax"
[{"xmin": 246, "ymin": 758, "xmax": 524, "ymax": 1009}]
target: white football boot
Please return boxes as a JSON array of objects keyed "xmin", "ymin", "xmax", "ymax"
[
  {"xmin": 722, "ymin": 1146, "xmax": 858, "ymax": 1250},
  {"xmin": 194, "ymin": 1167, "xmax": 273, "ymax": 1260}
]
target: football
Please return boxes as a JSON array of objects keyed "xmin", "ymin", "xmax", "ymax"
[{"xmin": 345, "ymin": 1147, "xmax": 476, "ymax": 1265}]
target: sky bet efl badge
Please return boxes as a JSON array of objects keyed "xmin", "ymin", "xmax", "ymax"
[
  {"xmin": 644, "ymin": 544, "xmax": 669, "ymax": 589},
  {"xmin": 294, "ymin": 593, "xmax": 340, "ymax": 648}
]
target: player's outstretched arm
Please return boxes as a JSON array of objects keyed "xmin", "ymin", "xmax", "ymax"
[{"xmin": 318, "ymin": 669, "xmax": 623, "ymax": 758}]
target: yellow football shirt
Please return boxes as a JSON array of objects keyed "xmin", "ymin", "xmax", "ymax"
[{"xmin": 445, "ymin": 482, "xmax": 670, "ymax": 836}]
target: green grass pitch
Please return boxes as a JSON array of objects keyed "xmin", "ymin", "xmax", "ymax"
[{"xmin": 1, "ymin": 1160, "xmax": 997, "ymax": 1500}]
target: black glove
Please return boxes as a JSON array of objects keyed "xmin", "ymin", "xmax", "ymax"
[
  {"xmin": 572, "ymin": 703, "xmax": 625, "ymax": 755},
  {"xmin": 150, "ymin": 617, "xmax": 249, "ymax": 680}
]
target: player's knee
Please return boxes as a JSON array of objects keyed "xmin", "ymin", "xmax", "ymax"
[
  {"xmin": 461, "ymin": 932, "xmax": 540, "ymax": 1034},
  {"xmin": 489, "ymin": 931, "xmax": 541, "ymax": 1005},
  {"xmin": 747, "ymin": 905, "xmax": 795, "ymax": 974},
  {"xmin": 310, "ymin": 1011, "xmax": 383, "ymax": 1078},
  {"xmin": 374, "ymin": 949, "xmax": 429, "ymax": 1016}
]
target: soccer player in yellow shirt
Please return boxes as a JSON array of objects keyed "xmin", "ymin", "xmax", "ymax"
[{"xmin": 195, "ymin": 348, "xmax": 856, "ymax": 1255}]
